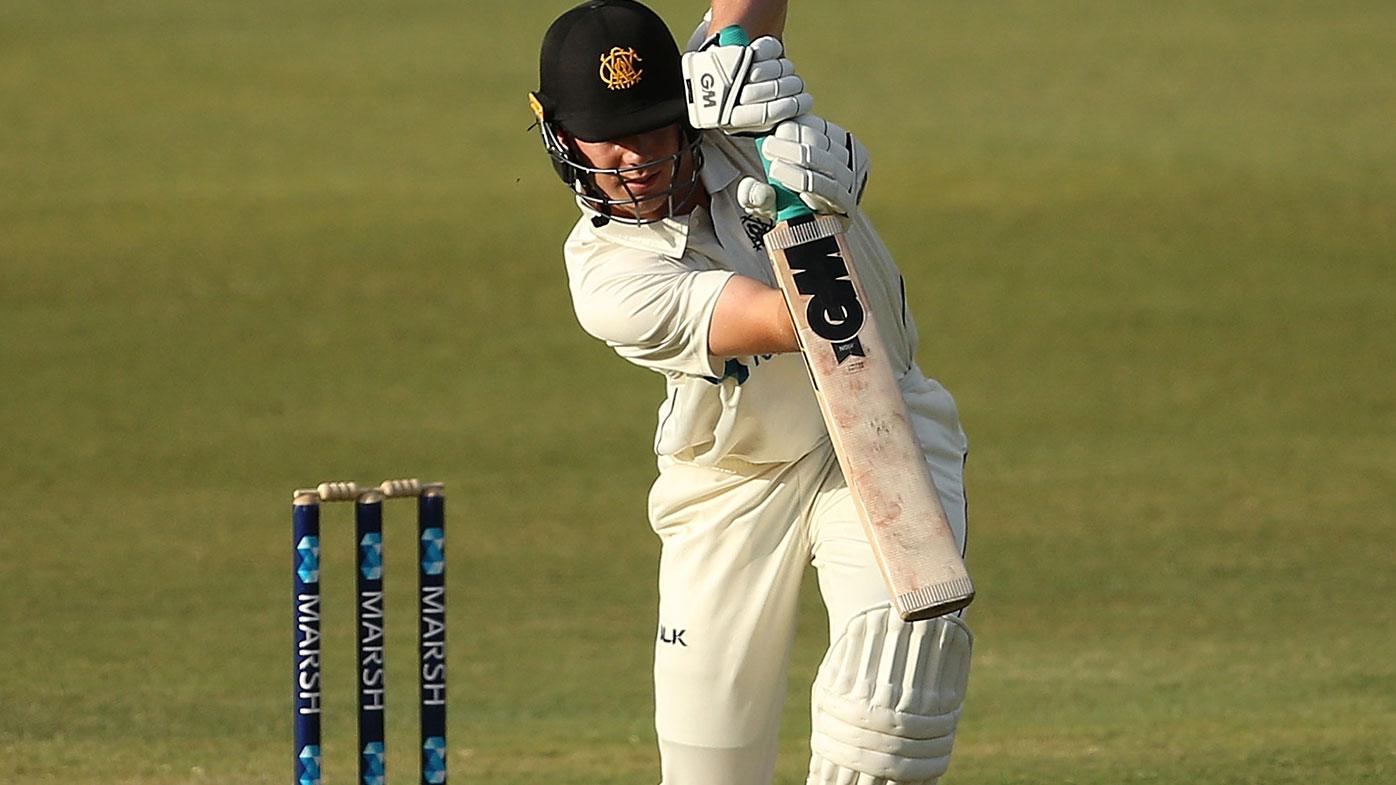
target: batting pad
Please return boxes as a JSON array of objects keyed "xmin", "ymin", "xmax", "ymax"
[{"xmin": 807, "ymin": 604, "xmax": 972, "ymax": 785}]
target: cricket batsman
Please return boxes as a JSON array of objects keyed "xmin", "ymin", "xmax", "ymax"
[{"xmin": 529, "ymin": 2, "xmax": 974, "ymax": 782}]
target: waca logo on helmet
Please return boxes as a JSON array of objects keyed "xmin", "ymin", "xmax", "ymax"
[{"xmin": 599, "ymin": 46, "xmax": 643, "ymax": 90}]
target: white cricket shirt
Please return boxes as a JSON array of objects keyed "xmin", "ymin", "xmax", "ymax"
[{"xmin": 563, "ymin": 132, "xmax": 926, "ymax": 468}]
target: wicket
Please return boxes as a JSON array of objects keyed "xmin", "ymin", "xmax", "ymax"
[{"xmin": 293, "ymin": 479, "xmax": 447, "ymax": 785}]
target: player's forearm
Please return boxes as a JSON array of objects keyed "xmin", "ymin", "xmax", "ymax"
[
  {"xmin": 707, "ymin": 0, "xmax": 787, "ymax": 40},
  {"xmin": 708, "ymin": 274, "xmax": 799, "ymax": 357}
]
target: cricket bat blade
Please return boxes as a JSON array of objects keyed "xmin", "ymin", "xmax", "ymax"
[{"xmin": 765, "ymin": 214, "xmax": 974, "ymax": 621}]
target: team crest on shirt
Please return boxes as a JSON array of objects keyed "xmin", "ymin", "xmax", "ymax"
[
  {"xmin": 599, "ymin": 47, "xmax": 643, "ymax": 90},
  {"xmin": 741, "ymin": 214, "xmax": 774, "ymax": 250}
]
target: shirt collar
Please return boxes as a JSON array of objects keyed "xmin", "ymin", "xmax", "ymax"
[
  {"xmin": 578, "ymin": 134, "xmax": 734, "ymax": 260},
  {"xmin": 578, "ymin": 198, "xmax": 693, "ymax": 258},
  {"xmin": 698, "ymin": 134, "xmax": 740, "ymax": 194}
]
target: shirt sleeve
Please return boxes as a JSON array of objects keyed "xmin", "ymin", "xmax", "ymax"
[{"xmin": 565, "ymin": 234, "xmax": 734, "ymax": 379}]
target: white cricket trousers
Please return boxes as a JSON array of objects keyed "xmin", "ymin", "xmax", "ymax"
[{"xmin": 645, "ymin": 371, "xmax": 968, "ymax": 785}]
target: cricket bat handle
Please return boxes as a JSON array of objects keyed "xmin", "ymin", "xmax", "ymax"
[{"xmin": 716, "ymin": 25, "xmax": 812, "ymax": 223}]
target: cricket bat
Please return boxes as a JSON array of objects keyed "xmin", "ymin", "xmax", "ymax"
[{"xmin": 720, "ymin": 26, "xmax": 974, "ymax": 621}]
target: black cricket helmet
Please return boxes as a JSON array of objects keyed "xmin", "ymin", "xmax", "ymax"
[{"xmin": 529, "ymin": 0, "xmax": 703, "ymax": 223}]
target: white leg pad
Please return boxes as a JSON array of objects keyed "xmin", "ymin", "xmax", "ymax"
[{"xmin": 807, "ymin": 604, "xmax": 973, "ymax": 785}]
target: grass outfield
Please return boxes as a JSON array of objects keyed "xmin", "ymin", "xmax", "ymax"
[{"xmin": 2, "ymin": 1, "xmax": 1393, "ymax": 783}]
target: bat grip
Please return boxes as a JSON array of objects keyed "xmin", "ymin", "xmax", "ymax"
[{"xmin": 716, "ymin": 25, "xmax": 814, "ymax": 223}]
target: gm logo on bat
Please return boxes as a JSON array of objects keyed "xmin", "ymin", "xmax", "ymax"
[{"xmin": 789, "ymin": 238, "xmax": 867, "ymax": 364}]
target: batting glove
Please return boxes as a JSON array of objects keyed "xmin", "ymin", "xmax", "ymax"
[
  {"xmin": 738, "ymin": 115, "xmax": 872, "ymax": 218},
  {"xmin": 682, "ymin": 34, "xmax": 813, "ymax": 135},
  {"xmin": 736, "ymin": 177, "xmax": 779, "ymax": 222}
]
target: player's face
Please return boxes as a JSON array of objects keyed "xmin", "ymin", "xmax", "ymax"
[{"xmin": 571, "ymin": 124, "xmax": 703, "ymax": 221}]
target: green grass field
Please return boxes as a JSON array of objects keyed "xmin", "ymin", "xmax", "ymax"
[{"xmin": 2, "ymin": 1, "xmax": 1393, "ymax": 782}]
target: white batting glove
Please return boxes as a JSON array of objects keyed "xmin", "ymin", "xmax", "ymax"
[
  {"xmin": 760, "ymin": 115, "xmax": 871, "ymax": 216},
  {"xmin": 736, "ymin": 177, "xmax": 778, "ymax": 222},
  {"xmin": 682, "ymin": 35, "xmax": 813, "ymax": 135}
]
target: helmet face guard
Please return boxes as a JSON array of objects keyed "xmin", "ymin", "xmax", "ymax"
[{"xmin": 534, "ymin": 118, "xmax": 704, "ymax": 224}]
